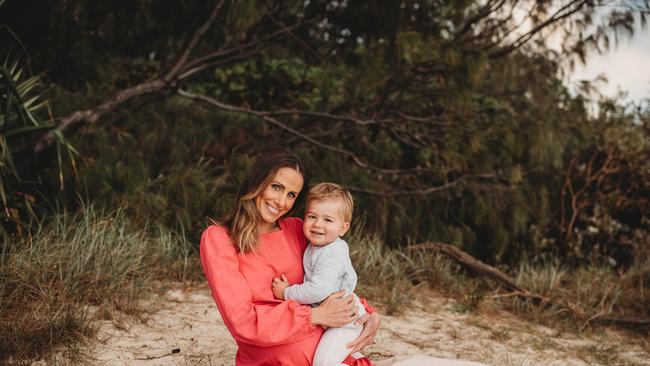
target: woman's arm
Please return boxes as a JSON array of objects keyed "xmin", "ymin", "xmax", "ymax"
[{"xmin": 201, "ymin": 226, "xmax": 316, "ymax": 347}]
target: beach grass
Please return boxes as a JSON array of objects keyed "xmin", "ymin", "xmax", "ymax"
[{"xmin": 0, "ymin": 205, "xmax": 198, "ymax": 363}]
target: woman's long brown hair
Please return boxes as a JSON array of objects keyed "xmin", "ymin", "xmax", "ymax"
[{"xmin": 221, "ymin": 149, "xmax": 307, "ymax": 253}]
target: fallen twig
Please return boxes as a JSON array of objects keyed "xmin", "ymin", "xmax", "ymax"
[{"xmin": 134, "ymin": 348, "xmax": 181, "ymax": 360}]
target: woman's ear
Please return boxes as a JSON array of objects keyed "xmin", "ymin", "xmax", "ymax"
[{"xmin": 339, "ymin": 222, "xmax": 350, "ymax": 236}]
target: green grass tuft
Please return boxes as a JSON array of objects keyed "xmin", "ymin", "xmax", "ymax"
[{"xmin": 0, "ymin": 205, "xmax": 198, "ymax": 363}]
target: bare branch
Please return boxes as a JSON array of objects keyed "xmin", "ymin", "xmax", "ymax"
[
  {"xmin": 455, "ymin": 0, "xmax": 508, "ymax": 40},
  {"xmin": 263, "ymin": 109, "xmax": 380, "ymax": 125},
  {"xmin": 489, "ymin": 0, "xmax": 590, "ymax": 59},
  {"xmin": 266, "ymin": 10, "xmax": 323, "ymax": 62},
  {"xmin": 34, "ymin": 79, "xmax": 166, "ymax": 152},
  {"xmin": 181, "ymin": 24, "xmax": 300, "ymax": 74},
  {"xmin": 178, "ymin": 89, "xmax": 435, "ymax": 175},
  {"xmin": 462, "ymin": 0, "xmax": 524, "ymax": 47},
  {"xmin": 409, "ymin": 242, "xmax": 530, "ymax": 293},
  {"xmin": 164, "ymin": 0, "xmax": 227, "ymax": 82},
  {"xmin": 347, "ymin": 177, "xmax": 464, "ymax": 196},
  {"xmin": 391, "ymin": 111, "xmax": 454, "ymax": 126},
  {"xmin": 33, "ymin": 7, "xmax": 297, "ymax": 152},
  {"xmin": 178, "ymin": 48, "xmax": 261, "ymax": 80}
]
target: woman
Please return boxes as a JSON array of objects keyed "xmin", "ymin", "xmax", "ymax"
[
  {"xmin": 200, "ymin": 149, "xmax": 379, "ymax": 365},
  {"xmin": 201, "ymin": 149, "xmax": 487, "ymax": 366}
]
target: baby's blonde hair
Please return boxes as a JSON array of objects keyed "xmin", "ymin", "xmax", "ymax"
[{"xmin": 307, "ymin": 182, "xmax": 353, "ymax": 222}]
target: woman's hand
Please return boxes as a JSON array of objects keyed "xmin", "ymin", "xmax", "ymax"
[
  {"xmin": 346, "ymin": 312, "xmax": 380, "ymax": 354},
  {"xmin": 311, "ymin": 291, "xmax": 357, "ymax": 328}
]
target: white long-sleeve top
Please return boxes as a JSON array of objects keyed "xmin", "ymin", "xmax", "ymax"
[{"xmin": 284, "ymin": 237, "xmax": 358, "ymax": 305}]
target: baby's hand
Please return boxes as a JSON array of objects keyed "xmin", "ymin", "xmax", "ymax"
[{"xmin": 272, "ymin": 274, "xmax": 290, "ymax": 300}]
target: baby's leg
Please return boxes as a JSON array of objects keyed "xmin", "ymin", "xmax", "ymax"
[{"xmin": 313, "ymin": 325, "xmax": 363, "ymax": 366}]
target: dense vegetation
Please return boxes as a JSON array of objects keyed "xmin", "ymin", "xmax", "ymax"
[{"xmin": 1, "ymin": 0, "xmax": 648, "ymax": 362}]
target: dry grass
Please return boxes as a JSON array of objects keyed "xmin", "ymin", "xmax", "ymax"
[
  {"xmin": 3, "ymin": 210, "xmax": 648, "ymax": 363},
  {"xmin": 0, "ymin": 206, "xmax": 197, "ymax": 363},
  {"xmin": 506, "ymin": 259, "xmax": 650, "ymax": 333},
  {"xmin": 349, "ymin": 229, "xmax": 464, "ymax": 315},
  {"xmin": 349, "ymin": 226, "xmax": 649, "ymax": 336}
]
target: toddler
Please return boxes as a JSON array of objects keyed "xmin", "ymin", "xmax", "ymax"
[{"xmin": 272, "ymin": 182, "xmax": 365, "ymax": 366}]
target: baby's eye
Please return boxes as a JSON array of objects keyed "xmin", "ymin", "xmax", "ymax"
[
  {"xmin": 325, "ymin": 218, "xmax": 333, "ymax": 223},
  {"xmin": 307, "ymin": 214, "xmax": 316, "ymax": 219}
]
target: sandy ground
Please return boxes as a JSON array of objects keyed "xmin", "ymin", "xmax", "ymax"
[{"xmin": 88, "ymin": 285, "xmax": 650, "ymax": 366}]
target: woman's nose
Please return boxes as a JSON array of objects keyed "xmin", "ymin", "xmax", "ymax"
[{"xmin": 277, "ymin": 195, "xmax": 287, "ymax": 208}]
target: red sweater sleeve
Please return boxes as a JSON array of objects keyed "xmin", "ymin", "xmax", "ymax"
[{"xmin": 200, "ymin": 225, "xmax": 316, "ymax": 347}]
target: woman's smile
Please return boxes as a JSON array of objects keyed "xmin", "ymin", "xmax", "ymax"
[
  {"xmin": 255, "ymin": 167, "xmax": 304, "ymax": 233},
  {"xmin": 266, "ymin": 203, "xmax": 280, "ymax": 215}
]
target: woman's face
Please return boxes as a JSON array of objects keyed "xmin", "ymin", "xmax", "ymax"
[{"xmin": 255, "ymin": 167, "xmax": 304, "ymax": 233}]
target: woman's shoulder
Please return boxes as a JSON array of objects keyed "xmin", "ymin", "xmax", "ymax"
[
  {"xmin": 202, "ymin": 222, "xmax": 228, "ymax": 235},
  {"xmin": 200, "ymin": 223, "xmax": 232, "ymax": 248}
]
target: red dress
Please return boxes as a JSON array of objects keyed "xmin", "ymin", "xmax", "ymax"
[{"xmin": 201, "ymin": 217, "xmax": 374, "ymax": 365}]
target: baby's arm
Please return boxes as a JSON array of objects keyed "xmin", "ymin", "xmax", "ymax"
[{"xmin": 285, "ymin": 243, "xmax": 347, "ymax": 305}]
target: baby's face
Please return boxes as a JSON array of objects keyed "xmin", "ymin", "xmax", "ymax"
[{"xmin": 303, "ymin": 199, "xmax": 350, "ymax": 247}]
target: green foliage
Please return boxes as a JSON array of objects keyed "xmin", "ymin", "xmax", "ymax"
[
  {"xmin": 1, "ymin": 0, "xmax": 648, "ymax": 266},
  {"xmin": 60, "ymin": 99, "xmax": 233, "ymax": 238},
  {"xmin": 0, "ymin": 59, "xmax": 77, "ymax": 236},
  {"xmin": 1, "ymin": 1, "xmax": 648, "ymax": 363}
]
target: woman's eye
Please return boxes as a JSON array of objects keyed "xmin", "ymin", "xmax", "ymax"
[
  {"xmin": 288, "ymin": 192, "xmax": 296, "ymax": 198},
  {"xmin": 271, "ymin": 184, "xmax": 281, "ymax": 191}
]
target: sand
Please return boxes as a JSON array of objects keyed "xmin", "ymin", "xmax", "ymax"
[{"xmin": 87, "ymin": 285, "xmax": 650, "ymax": 366}]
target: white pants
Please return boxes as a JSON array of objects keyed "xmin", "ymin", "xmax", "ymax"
[
  {"xmin": 313, "ymin": 325, "xmax": 364, "ymax": 366},
  {"xmin": 375, "ymin": 355, "xmax": 488, "ymax": 366},
  {"xmin": 313, "ymin": 296, "xmax": 366, "ymax": 366}
]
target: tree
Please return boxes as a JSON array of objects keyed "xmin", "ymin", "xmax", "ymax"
[{"xmin": 2, "ymin": 0, "xmax": 648, "ymax": 263}]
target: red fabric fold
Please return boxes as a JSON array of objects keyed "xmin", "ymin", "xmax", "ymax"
[
  {"xmin": 359, "ymin": 297, "xmax": 377, "ymax": 314},
  {"xmin": 343, "ymin": 355, "xmax": 375, "ymax": 366}
]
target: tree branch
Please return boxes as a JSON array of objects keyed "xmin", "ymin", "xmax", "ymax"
[
  {"xmin": 488, "ymin": 0, "xmax": 590, "ymax": 59},
  {"xmin": 34, "ymin": 79, "xmax": 167, "ymax": 152},
  {"xmin": 455, "ymin": 0, "xmax": 508, "ymax": 41},
  {"xmin": 164, "ymin": 0, "xmax": 227, "ymax": 82},
  {"xmin": 178, "ymin": 89, "xmax": 436, "ymax": 175},
  {"xmin": 181, "ymin": 24, "xmax": 299, "ymax": 74},
  {"xmin": 178, "ymin": 48, "xmax": 261, "ymax": 80},
  {"xmin": 263, "ymin": 109, "xmax": 380, "ymax": 125},
  {"xmin": 346, "ymin": 176, "xmax": 464, "ymax": 196},
  {"xmin": 33, "ymin": 7, "xmax": 298, "ymax": 152},
  {"xmin": 266, "ymin": 10, "xmax": 322, "ymax": 62}
]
